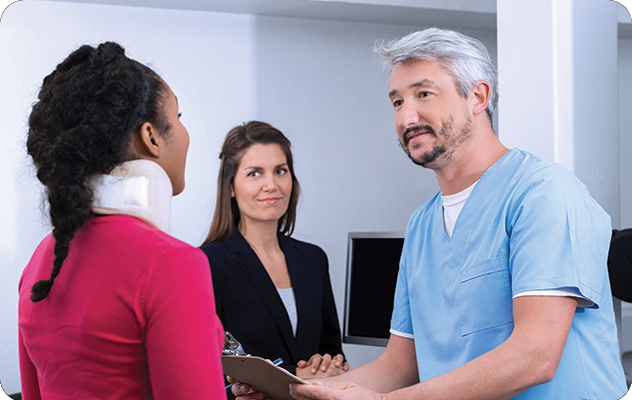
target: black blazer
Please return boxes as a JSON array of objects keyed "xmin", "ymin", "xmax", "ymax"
[{"xmin": 200, "ymin": 231, "xmax": 344, "ymax": 375}]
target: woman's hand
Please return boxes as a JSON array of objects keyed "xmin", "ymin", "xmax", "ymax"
[
  {"xmin": 228, "ymin": 377, "xmax": 272, "ymax": 400},
  {"xmin": 296, "ymin": 353, "xmax": 350, "ymax": 378}
]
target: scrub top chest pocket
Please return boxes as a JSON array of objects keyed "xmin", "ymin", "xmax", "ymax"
[{"xmin": 458, "ymin": 256, "xmax": 513, "ymax": 337}]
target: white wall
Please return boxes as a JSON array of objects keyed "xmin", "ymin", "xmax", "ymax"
[
  {"xmin": 249, "ymin": 16, "xmax": 497, "ymax": 367},
  {"xmin": 618, "ymin": 37, "xmax": 632, "ymax": 357},
  {"xmin": 0, "ymin": 1, "xmax": 498, "ymax": 393},
  {"xmin": 620, "ymin": 38, "xmax": 632, "ymax": 231},
  {"xmin": 1, "ymin": 0, "xmax": 630, "ymax": 396},
  {"xmin": 0, "ymin": 1, "xmax": 259, "ymax": 393}
]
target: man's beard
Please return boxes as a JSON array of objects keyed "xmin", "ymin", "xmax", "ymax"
[{"xmin": 401, "ymin": 117, "xmax": 472, "ymax": 168}]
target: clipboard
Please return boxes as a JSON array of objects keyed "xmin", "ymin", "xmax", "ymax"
[{"xmin": 222, "ymin": 355, "xmax": 307, "ymax": 400}]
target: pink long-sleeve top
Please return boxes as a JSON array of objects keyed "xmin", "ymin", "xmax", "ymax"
[{"xmin": 18, "ymin": 215, "xmax": 226, "ymax": 400}]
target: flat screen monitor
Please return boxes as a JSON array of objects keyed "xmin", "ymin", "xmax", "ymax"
[{"xmin": 343, "ymin": 232, "xmax": 405, "ymax": 347}]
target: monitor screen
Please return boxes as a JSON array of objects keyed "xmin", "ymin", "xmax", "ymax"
[{"xmin": 343, "ymin": 232, "xmax": 404, "ymax": 347}]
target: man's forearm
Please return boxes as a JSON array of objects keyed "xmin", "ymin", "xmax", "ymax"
[
  {"xmin": 383, "ymin": 296, "xmax": 577, "ymax": 400},
  {"xmin": 321, "ymin": 335, "xmax": 419, "ymax": 393}
]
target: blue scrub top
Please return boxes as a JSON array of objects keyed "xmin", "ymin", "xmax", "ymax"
[{"xmin": 391, "ymin": 148, "xmax": 627, "ymax": 399}]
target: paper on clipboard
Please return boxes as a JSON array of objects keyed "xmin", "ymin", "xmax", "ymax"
[{"xmin": 222, "ymin": 355, "xmax": 307, "ymax": 400}]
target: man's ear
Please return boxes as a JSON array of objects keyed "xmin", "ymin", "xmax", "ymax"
[
  {"xmin": 136, "ymin": 121, "xmax": 162, "ymax": 159},
  {"xmin": 470, "ymin": 80, "xmax": 491, "ymax": 116}
]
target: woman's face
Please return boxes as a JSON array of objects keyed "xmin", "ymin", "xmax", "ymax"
[
  {"xmin": 231, "ymin": 143, "xmax": 293, "ymax": 230},
  {"xmin": 157, "ymin": 85, "xmax": 190, "ymax": 196}
]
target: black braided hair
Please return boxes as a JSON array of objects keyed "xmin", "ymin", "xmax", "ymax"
[{"xmin": 26, "ymin": 42, "xmax": 170, "ymax": 302}]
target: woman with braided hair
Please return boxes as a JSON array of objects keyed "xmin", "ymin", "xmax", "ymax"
[{"xmin": 18, "ymin": 42, "xmax": 226, "ymax": 399}]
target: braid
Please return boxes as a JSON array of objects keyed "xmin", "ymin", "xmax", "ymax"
[{"xmin": 27, "ymin": 42, "xmax": 168, "ymax": 302}]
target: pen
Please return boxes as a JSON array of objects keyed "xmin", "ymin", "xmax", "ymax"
[{"xmin": 225, "ymin": 358, "xmax": 284, "ymax": 392}]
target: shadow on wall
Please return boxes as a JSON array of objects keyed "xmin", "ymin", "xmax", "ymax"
[{"xmin": 623, "ymin": 352, "xmax": 632, "ymax": 388}]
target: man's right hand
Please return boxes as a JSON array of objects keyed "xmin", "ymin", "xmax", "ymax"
[{"xmin": 289, "ymin": 380, "xmax": 387, "ymax": 400}]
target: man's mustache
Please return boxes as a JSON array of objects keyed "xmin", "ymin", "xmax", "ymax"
[{"xmin": 402, "ymin": 125, "xmax": 435, "ymax": 147}]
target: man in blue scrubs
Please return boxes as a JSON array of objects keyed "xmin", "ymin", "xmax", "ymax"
[{"xmin": 235, "ymin": 28, "xmax": 628, "ymax": 400}]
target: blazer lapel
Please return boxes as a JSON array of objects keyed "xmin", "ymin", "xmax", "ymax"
[
  {"xmin": 279, "ymin": 234, "xmax": 312, "ymax": 353},
  {"xmin": 225, "ymin": 232, "xmax": 300, "ymax": 360}
]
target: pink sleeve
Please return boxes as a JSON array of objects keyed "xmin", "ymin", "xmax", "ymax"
[
  {"xmin": 138, "ymin": 247, "xmax": 226, "ymax": 400},
  {"xmin": 18, "ymin": 274, "xmax": 42, "ymax": 400},
  {"xmin": 19, "ymin": 328, "xmax": 42, "ymax": 400}
]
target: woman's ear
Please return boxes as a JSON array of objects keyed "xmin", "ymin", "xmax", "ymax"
[
  {"xmin": 129, "ymin": 122, "xmax": 162, "ymax": 159},
  {"xmin": 140, "ymin": 122, "xmax": 163, "ymax": 158}
]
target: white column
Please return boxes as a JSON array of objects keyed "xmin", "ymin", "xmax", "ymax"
[
  {"xmin": 497, "ymin": 0, "xmax": 620, "ymax": 226},
  {"xmin": 497, "ymin": 0, "xmax": 622, "ymax": 354}
]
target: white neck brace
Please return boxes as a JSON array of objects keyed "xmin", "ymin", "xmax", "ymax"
[{"xmin": 88, "ymin": 159, "xmax": 173, "ymax": 233}]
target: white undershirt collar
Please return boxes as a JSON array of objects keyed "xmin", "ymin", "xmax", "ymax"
[{"xmin": 441, "ymin": 181, "xmax": 478, "ymax": 239}]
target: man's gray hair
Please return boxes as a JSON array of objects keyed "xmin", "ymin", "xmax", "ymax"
[{"xmin": 374, "ymin": 27, "xmax": 498, "ymax": 121}]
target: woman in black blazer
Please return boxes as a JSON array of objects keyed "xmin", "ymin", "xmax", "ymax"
[{"xmin": 200, "ymin": 121, "xmax": 348, "ymax": 383}]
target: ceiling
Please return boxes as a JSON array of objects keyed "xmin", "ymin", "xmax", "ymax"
[
  {"xmin": 32, "ymin": 0, "xmax": 632, "ymax": 37},
  {"xmin": 38, "ymin": 0, "xmax": 499, "ymax": 31}
]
